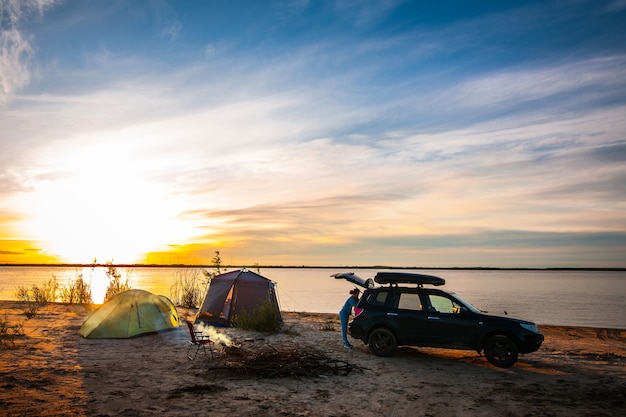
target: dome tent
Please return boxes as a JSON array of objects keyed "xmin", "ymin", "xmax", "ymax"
[
  {"xmin": 195, "ymin": 268, "xmax": 281, "ymax": 327},
  {"xmin": 79, "ymin": 289, "xmax": 180, "ymax": 338}
]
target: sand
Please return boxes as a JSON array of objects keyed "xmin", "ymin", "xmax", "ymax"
[{"xmin": 0, "ymin": 301, "xmax": 625, "ymax": 417}]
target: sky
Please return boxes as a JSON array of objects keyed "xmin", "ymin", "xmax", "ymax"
[{"xmin": 1, "ymin": 0, "xmax": 625, "ymax": 268}]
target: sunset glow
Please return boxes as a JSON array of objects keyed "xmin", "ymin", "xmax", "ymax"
[{"xmin": 8, "ymin": 138, "xmax": 196, "ymax": 264}]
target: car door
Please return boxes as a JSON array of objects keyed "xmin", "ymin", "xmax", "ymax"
[
  {"xmin": 423, "ymin": 292, "xmax": 480, "ymax": 348},
  {"xmin": 391, "ymin": 290, "xmax": 430, "ymax": 345}
]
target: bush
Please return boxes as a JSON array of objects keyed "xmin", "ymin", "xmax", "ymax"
[
  {"xmin": 38, "ymin": 276, "xmax": 59, "ymax": 303},
  {"xmin": 0, "ymin": 314, "xmax": 26, "ymax": 348},
  {"xmin": 23, "ymin": 301, "xmax": 40, "ymax": 319},
  {"xmin": 14, "ymin": 277, "xmax": 59, "ymax": 318},
  {"xmin": 104, "ymin": 264, "xmax": 132, "ymax": 302},
  {"xmin": 14, "ymin": 276, "xmax": 59, "ymax": 303},
  {"xmin": 320, "ymin": 321, "xmax": 336, "ymax": 331},
  {"xmin": 232, "ymin": 300, "xmax": 282, "ymax": 333},
  {"xmin": 14, "ymin": 285, "xmax": 40, "ymax": 318},
  {"xmin": 60, "ymin": 272, "xmax": 92, "ymax": 305},
  {"xmin": 14, "ymin": 286, "xmax": 29, "ymax": 303},
  {"xmin": 170, "ymin": 268, "xmax": 206, "ymax": 308}
]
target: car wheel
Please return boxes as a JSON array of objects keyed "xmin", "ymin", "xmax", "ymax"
[
  {"xmin": 368, "ymin": 328, "xmax": 397, "ymax": 357},
  {"xmin": 484, "ymin": 335, "xmax": 519, "ymax": 368}
]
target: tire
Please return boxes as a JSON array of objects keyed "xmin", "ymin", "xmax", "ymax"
[
  {"xmin": 368, "ymin": 328, "xmax": 397, "ymax": 357},
  {"xmin": 484, "ymin": 335, "xmax": 519, "ymax": 368}
]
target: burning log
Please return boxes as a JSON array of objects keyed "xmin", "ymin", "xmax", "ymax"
[{"xmin": 207, "ymin": 342, "xmax": 363, "ymax": 379}]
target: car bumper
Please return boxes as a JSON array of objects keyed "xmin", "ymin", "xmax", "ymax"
[
  {"xmin": 520, "ymin": 333, "xmax": 544, "ymax": 354},
  {"xmin": 348, "ymin": 321, "xmax": 367, "ymax": 341}
]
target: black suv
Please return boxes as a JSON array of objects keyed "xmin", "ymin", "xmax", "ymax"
[{"xmin": 334, "ymin": 272, "xmax": 544, "ymax": 367}]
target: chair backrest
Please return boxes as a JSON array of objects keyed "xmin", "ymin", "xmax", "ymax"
[{"xmin": 186, "ymin": 320, "xmax": 199, "ymax": 342}]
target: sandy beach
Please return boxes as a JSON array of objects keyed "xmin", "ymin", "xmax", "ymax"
[{"xmin": 1, "ymin": 301, "xmax": 625, "ymax": 417}]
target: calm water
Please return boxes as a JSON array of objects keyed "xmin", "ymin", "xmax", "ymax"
[{"xmin": 0, "ymin": 266, "xmax": 624, "ymax": 329}]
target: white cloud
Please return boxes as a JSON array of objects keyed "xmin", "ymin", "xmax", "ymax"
[
  {"xmin": 160, "ymin": 20, "xmax": 181, "ymax": 41},
  {"xmin": 446, "ymin": 55, "xmax": 626, "ymax": 111},
  {"xmin": 0, "ymin": 28, "xmax": 33, "ymax": 105},
  {"xmin": 203, "ymin": 43, "xmax": 217, "ymax": 58},
  {"xmin": 0, "ymin": 0, "xmax": 59, "ymax": 105}
]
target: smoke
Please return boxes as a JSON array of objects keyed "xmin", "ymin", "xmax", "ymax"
[{"xmin": 195, "ymin": 323, "xmax": 234, "ymax": 347}]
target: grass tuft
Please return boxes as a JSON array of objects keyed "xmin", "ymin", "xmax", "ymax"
[{"xmin": 232, "ymin": 300, "xmax": 283, "ymax": 333}]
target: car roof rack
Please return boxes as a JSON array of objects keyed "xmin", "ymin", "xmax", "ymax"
[{"xmin": 374, "ymin": 272, "xmax": 445, "ymax": 287}]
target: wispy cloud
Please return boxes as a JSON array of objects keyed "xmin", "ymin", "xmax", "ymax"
[
  {"xmin": 450, "ymin": 56, "xmax": 626, "ymax": 112},
  {"xmin": 0, "ymin": 0, "xmax": 59, "ymax": 105},
  {"xmin": 0, "ymin": 26, "xmax": 33, "ymax": 105}
]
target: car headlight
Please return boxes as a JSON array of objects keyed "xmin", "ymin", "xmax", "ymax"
[{"xmin": 520, "ymin": 323, "xmax": 539, "ymax": 333}]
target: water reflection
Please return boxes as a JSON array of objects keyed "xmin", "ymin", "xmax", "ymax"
[{"xmin": 81, "ymin": 267, "xmax": 108, "ymax": 304}]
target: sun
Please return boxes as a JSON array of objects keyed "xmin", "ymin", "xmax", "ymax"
[{"xmin": 15, "ymin": 138, "xmax": 197, "ymax": 264}]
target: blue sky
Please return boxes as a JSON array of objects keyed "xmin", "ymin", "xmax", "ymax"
[{"xmin": 1, "ymin": 0, "xmax": 625, "ymax": 267}]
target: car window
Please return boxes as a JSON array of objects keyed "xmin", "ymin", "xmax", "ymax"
[
  {"xmin": 397, "ymin": 293, "xmax": 422, "ymax": 311},
  {"xmin": 366, "ymin": 291, "xmax": 389, "ymax": 306},
  {"xmin": 427, "ymin": 294, "xmax": 461, "ymax": 314}
]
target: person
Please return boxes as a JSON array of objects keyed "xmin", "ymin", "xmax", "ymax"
[{"xmin": 339, "ymin": 288, "xmax": 360, "ymax": 349}]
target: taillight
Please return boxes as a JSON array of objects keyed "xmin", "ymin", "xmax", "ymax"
[{"xmin": 353, "ymin": 307, "xmax": 364, "ymax": 317}]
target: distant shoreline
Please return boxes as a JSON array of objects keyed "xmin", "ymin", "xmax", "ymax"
[{"xmin": 1, "ymin": 263, "xmax": 624, "ymax": 271}]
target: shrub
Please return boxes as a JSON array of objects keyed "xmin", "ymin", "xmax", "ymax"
[
  {"xmin": 170, "ymin": 268, "xmax": 206, "ymax": 308},
  {"xmin": 14, "ymin": 285, "xmax": 40, "ymax": 318},
  {"xmin": 23, "ymin": 301, "xmax": 41, "ymax": 319},
  {"xmin": 232, "ymin": 300, "xmax": 282, "ymax": 333},
  {"xmin": 320, "ymin": 321, "xmax": 336, "ymax": 331},
  {"xmin": 37, "ymin": 276, "xmax": 59, "ymax": 303},
  {"xmin": 104, "ymin": 264, "xmax": 132, "ymax": 302},
  {"xmin": 14, "ymin": 277, "xmax": 59, "ymax": 318},
  {"xmin": 60, "ymin": 272, "xmax": 92, "ymax": 305},
  {"xmin": 0, "ymin": 314, "xmax": 25, "ymax": 348},
  {"xmin": 14, "ymin": 286, "xmax": 29, "ymax": 303},
  {"xmin": 14, "ymin": 276, "xmax": 59, "ymax": 303}
]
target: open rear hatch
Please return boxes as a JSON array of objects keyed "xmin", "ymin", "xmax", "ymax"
[{"xmin": 331, "ymin": 272, "xmax": 375, "ymax": 288}]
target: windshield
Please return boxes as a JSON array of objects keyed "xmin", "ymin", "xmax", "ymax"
[{"xmin": 448, "ymin": 292, "xmax": 482, "ymax": 313}]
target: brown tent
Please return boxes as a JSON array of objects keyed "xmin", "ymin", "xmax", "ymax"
[{"xmin": 195, "ymin": 269, "xmax": 281, "ymax": 327}]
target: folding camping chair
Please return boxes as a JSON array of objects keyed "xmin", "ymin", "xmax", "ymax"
[{"xmin": 185, "ymin": 320, "xmax": 214, "ymax": 360}]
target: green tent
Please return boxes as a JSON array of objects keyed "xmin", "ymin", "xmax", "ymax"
[{"xmin": 79, "ymin": 289, "xmax": 180, "ymax": 338}]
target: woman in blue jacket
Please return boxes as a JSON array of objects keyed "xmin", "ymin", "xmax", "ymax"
[{"xmin": 339, "ymin": 288, "xmax": 360, "ymax": 349}]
